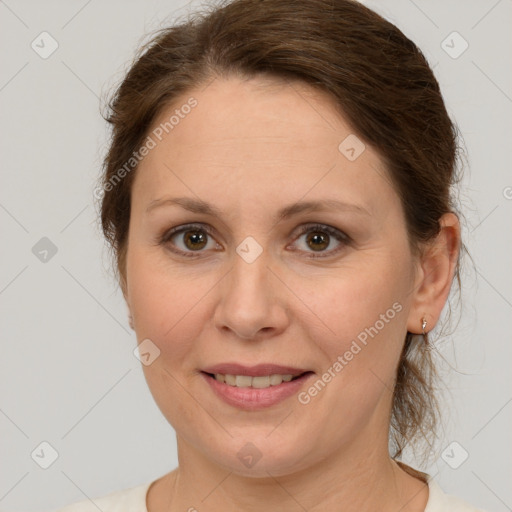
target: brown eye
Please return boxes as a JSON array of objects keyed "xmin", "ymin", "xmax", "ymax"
[
  {"xmin": 160, "ymin": 222, "xmax": 349, "ymax": 259},
  {"xmin": 305, "ymin": 231, "xmax": 330, "ymax": 251},
  {"xmin": 161, "ymin": 224, "xmax": 219, "ymax": 257},
  {"xmin": 292, "ymin": 223, "xmax": 350, "ymax": 258},
  {"xmin": 182, "ymin": 229, "xmax": 208, "ymax": 250}
]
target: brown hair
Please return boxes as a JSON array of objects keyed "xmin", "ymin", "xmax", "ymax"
[{"xmin": 99, "ymin": 0, "xmax": 464, "ymax": 467}]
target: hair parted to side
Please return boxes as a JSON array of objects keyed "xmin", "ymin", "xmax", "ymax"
[{"xmin": 99, "ymin": 0, "xmax": 465, "ymax": 469}]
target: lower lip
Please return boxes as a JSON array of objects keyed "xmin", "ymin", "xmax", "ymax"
[{"xmin": 201, "ymin": 372, "xmax": 314, "ymax": 410}]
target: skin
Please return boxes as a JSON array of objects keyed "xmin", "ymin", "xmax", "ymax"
[{"xmin": 123, "ymin": 75, "xmax": 460, "ymax": 512}]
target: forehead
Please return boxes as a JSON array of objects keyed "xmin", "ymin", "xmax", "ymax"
[
  {"xmin": 132, "ymin": 76, "xmax": 398, "ymax": 220},
  {"xmin": 155, "ymin": 75, "xmax": 349, "ymax": 153}
]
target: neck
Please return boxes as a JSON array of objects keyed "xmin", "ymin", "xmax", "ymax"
[{"xmin": 153, "ymin": 435, "xmax": 428, "ymax": 512}]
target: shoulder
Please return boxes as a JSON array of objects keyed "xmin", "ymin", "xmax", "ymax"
[
  {"xmin": 426, "ymin": 478, "xmax": 487, "ymax": 512},
  {"xmin": 51, "ymin": 481, "xmax": 153, "ymax": 512}
]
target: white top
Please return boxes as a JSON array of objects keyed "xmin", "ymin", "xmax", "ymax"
[{"xmin": 53, "ymin": 477, "xmax": 486, "ymax": 512}]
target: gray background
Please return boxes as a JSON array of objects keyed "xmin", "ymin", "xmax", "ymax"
[{"xmin": 0, "ymin": 0, "xmax": 511, "ymax": 510}]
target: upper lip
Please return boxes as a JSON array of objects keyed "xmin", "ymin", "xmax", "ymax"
[{"xmin": 202, "ymin": 363, "xmax": 310, "ymax": 377}]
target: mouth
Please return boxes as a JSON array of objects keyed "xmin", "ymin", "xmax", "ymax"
[
  {"xmin": 200, "ymin": 363, "xmax": 313, "ymax": 388},
  {"xmin": 201, "ymin": 371, "xmax": 312, "ymax": 388},
  {"xmin": 200, "ymin": 363, "xmax": 315, "ymax": 410}
]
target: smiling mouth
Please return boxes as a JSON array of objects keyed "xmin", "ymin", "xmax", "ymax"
[{"xmin": 202, "ymin": 371, "xmax": 313, "ymax": 389}]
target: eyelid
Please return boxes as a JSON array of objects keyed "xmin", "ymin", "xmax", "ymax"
[
  {"xmin": 159, "ymin": 222, "xmax": 351, "ymax": 258},
  {"xmin": 289, "ymin": 222, "xmax": 351, "ymax": 258},
  {"xmin": 160, "ymin": 222, "xmax": 215, "ymax": 242},
  {"xmin": 293, "ymin": 223, "xmax": 350, "ymax": 241},
  {"xmin": 159, "ymin": 223, "xmax": 220, "ymax": 258}
]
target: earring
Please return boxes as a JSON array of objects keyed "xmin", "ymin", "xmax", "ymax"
[{"xmin": 421, "ymin": 317, "xmax": 427, "ymax": 337}]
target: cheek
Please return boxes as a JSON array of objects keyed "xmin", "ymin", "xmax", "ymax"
[
  {"xmin": 293, "ymin": 265, "xmax": 409, "ymax": 433},
  {"xmin": 306, "ymin": 258, "xmax": 408, "ymax": 340},
  {"xmin": 126, "ymin": 250, "xmax": 215, "ymax": 425},
  {"xmin": 127, "ymin": 239, "xmax": 412, "ymax": 364},
  {"xmin": 296, "ymin": 254, "xmax": 411, "ymax": 390},
  {"xmin": 126, "ymin": 246, "xmax": 216, "ymax": 363}
]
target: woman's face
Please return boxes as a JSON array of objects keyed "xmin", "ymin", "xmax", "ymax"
[{"xmin": 125, "ymin": 76, "xmax": 422, "ymax": 476}]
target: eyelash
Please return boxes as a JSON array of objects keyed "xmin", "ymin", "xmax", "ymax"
[{"xmin": 159, "ymin": 222, "xmax": 351, "ymax": 259}]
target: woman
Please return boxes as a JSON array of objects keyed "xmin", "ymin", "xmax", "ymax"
[{"xmin": 56, "ymin": 0, "xmax": 484, "ymax": 510}]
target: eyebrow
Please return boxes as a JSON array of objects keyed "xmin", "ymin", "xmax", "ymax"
[{"xmin": 145, "ymin": 196, "xmax": 371, "ymax": 220}]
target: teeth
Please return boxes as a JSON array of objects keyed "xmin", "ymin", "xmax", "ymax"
[
  {"xmin": 213, "ymin": 373, "xmax": 297, "ymax": 388},
  {"xmin": 252, "ymin": 376, "xmax": 269, "ymax": 388},
  {"xmin": 269, "ymin": 374, "xmax": 283, "ymax": 386},
  {"xmin": 235, "ymin": 375, "xmax": 253, "ymax": 387}
]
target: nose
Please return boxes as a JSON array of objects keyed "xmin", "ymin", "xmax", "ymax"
[{"xmin": 213, "ymin": 251, "xmax": 289, "ymax": 341}]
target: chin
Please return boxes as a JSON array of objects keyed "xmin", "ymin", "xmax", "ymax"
[{"xmin": 201, "ymin": 435, "xmax": 316, "ymax": 478}]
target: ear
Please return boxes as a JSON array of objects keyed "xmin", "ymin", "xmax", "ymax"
[{"xmin": 406, "ymin": 212, "xmax": 461, "ymax": 334}]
